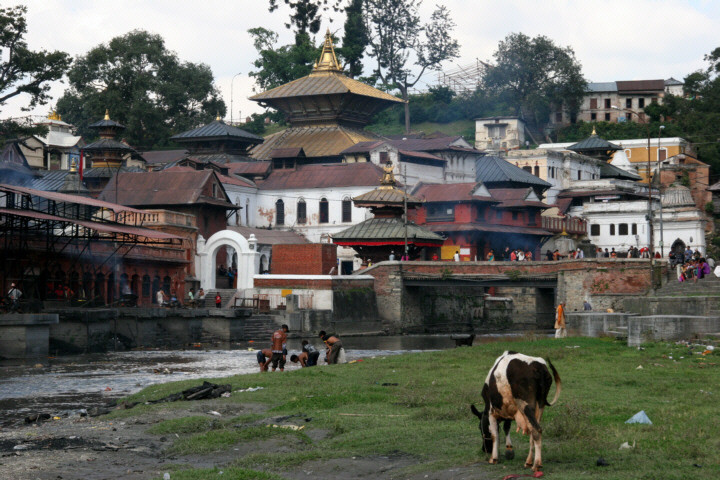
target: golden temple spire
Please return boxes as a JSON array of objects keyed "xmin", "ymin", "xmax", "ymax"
[
  {"xmin": 216, "ymin": 112, "xmax": 222, "ymax": 121},
  {"xmin": 591, "ymin": 126, "xmax": 597, "ymax": 135},
  {"xmin": 313, "ymin": 29, "xmax": 342, "ymax": 73},
  {"xmin": 104, "ymin": 109, "xmax": 110, "ymax": 120},
  {"xmin": 48, "ymin": 110, "xmax": 61, "ymax": 121}
]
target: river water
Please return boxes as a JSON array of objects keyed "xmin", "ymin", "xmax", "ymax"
[{"xmin": 0, "ymin": 335, "xmax": 494, "ymax": 428}]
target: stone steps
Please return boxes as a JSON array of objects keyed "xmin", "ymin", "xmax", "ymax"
[{"xmin": 202, "ymin": 289, "xmax": 238, "ymax": 309}]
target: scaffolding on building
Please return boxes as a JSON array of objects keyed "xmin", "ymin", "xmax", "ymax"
[{"xmin": 436, "ymin": 59, "xmax": 491, "ymax": 94}]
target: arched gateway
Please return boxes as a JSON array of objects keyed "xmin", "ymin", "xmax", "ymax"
[{"xmin": 196, "ymin": 230, "xmax": 259, "ymax": 290}]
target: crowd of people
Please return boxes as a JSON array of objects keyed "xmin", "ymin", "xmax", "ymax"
[
  {"xmin": 672, "ymin": 246, "xmax": 715, "ymax": 283},
  {"xmin": 256, "ymin": 326, "xmax": 346, "ymax": 372}
]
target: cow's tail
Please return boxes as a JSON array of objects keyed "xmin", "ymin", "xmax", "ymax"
[{"xmin": 546, "ymin": 358, "xmax": 562, "ymax": 406}]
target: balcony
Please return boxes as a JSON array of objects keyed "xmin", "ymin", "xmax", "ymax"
[{"xmin": 542, "ymin": 216, "xmax": 587, "ymax": 235}]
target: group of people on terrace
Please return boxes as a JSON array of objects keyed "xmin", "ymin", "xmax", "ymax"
[
  {"xmin": 256, "ymin": 325, "xmax": 345, "ymax": 372},
  {"xmin": 672, "ymin": 246, "xmax": 716, "ymax": 283}
]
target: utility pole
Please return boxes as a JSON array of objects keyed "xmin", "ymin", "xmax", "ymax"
[
  {"xmin": 230, "ymin": 72, "xmax": 241, "ymax": 124},
  {"xmin": 403, "ymin": 163, "xmax": 408, "ymax": 258}
]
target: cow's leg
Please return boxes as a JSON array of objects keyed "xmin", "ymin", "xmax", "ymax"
[
  {"xmin": 503, "ymin": 420, "xmax": 514, "ymax": 460},
  {"xmin": 525, "ymin": 433, "xmax": 534, "ymax": 468},
  {"xmin": 488, "ymin": 414, "xmax": 500, "ymax": 464},
  {"xmin": 531, "ymin": 407, "xmax": 545, "ymax": 471}
]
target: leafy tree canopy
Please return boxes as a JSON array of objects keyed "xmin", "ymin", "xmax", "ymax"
[
  {"xmin": 248, "ymin": 28, "xmax": 320, "ymax": 92},
  {"xmin": 0, "ymin": 5, "xmax": 71, "ymax": 144},
  {"xmin": 483, "ymin": 32, "xmax": 586, "ymax": 133},
  {"xmin": 56, "ymin": 30, "xmax": 224, "ymax": 150}
]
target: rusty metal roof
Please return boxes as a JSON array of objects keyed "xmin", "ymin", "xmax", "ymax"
[
  {"xmin": 487, "ymin": 188, "xmax": 549, "ymax": 208},
  {"xmin": 249, "ymin": 70, "xmax": 403, "ymax": 105},
  {"xmin": 0, "ymin": 183, "xmax": 143, "ymax": 213},
  {"xmin": 398, "ymin": 149, "xmax": 444, "ymax": 162},
  {"xmin": 228, "ymin": 226, "xmax": 309, "ymax": 245},
  {"xmin": 165, "ymin": 165, "xmax": 255, "ymax": 188},
  {"xmin": 226, "ymin": 161, "xmax": 272, "ymax": 177},
  {"xmin": 340, "ymin": 141, "xmax": 385, "ymax": 154},
  {"xmin": 140, "ymin": 149, "xmax": 188, "ymax": 165},
  {"xmin": 388, "ymin": 136, "xmax": 471, "ymax": 152},
  {"xmin": 424, "ymin": 222, "xmax": 551, "ymax": 236},
  {"xmin": 616, "ymin": 80, "xmax": 665, "ymax": 93},
  {"xmin": 99, "ymin": 170, "xmax": 235, "ymax": 208},
  {"xmin": 252, "ymin": 126, "xmax": 380, "ymax": 160},
  {"xmin": 413, "ymin": 182, "xmax": 496, "ymax": 203},
  {"xmin": 0, "ymin": 207, "xmax": 183, "ymax": 240},
  {"xmin": 333, "ymin": 217, "xmax": 444, "ymax": 244},
  {"xmin": 257, "ymin": 162, "xmax": 383, "ymax": 190},
  {"xmin": 353, "ymin": 187, "xmax": 422, "ymax": 207},
  {"xmin": 270, "ymin": 147, "xmax": 305, "ymax": 158}
]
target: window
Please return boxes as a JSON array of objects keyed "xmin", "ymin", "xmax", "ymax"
[
  {"xmin": 632, "ymin": 223, "xmax": 637, "ymax": 235},
  {"xmin": 522, "ymin": 166, "xmax": 532, "ymax": 173},
  {"xmin": 604, "ymin": 99, "xmax": 611, "ymax": 109},
  {"xmin": 427, "ymin": 203, "xmax": 455, "ymax": 222},
  {"xmin": 142, "ymin": 275, "xmax": 151, "ymax": 297},
  {"xmin": 533, "ymin": 165, "xmax": 540, "ymax": 177},
  {"xmin": 604, "ymin": 113, "xmax": 611, "ymax": 121},
  {"xmin": 245, "ymin": 198, "xmax": 250, "ymax": 226},
  {"xmin": 658, "ymin": 148, "xmax": 667, "ymax": 161},
  {"xmin": 555, "ymin": 112, "xmax": 562, "ymax": 122},
  {"xmin": 379, "ymin": 151, "xmax": 389, "ymax": 163},
  {"xmin": 619, "ymin": 223, "xmax": 628, "ymax": 235},
  {"xmin": 496, "ymin": 210, "xmax": 503, "ymax": 220},
  {"xmin": 577, "ymin": 170, "xmax": 582, "ymax": 180},
  {"xmin": 626, "ymin": 98, "xmax": 632, "ymax": 109},
  {"xmin": 638, "ymin": 98, "xmax": 645, "ymax": 108},
  {"xmin": 528, "ymin": 213, "xmax": 536, "ymax": 226},
  {"xmin": 590, "ymin": 98, "xmax": 598, "ymax": 109},
  {"xmin": 591, "ymin": 113, "xmax": 597, "ymax": 121},
  {"xmin": 610, "ymin": 224, "xmax": 616, "ymax": 235},
  {"xmin": 276, "ymin": 199, "xmax": 285, "ymax": 225},
  {"xmin": 651, "ymin": 97, "xmax": 658, "ymax": 104},
  {"xmin": 212, "ymin": 183, "xmax": 217, "ymax": 197},
  {"xmin": 512, "ymin": 211, "xmax": 519, "ymax": 221},
  {"xmin": 342, "ymin": 198, "xmax": 352, "ymax": 223},
  {"xmin": 297, "ymin": 199, "xmax": 306, "ymax": 224},
  {"xmin": 625, "ymin": 149, "xmax": 632, "ymax": 158},
  {"xmin": 319, "ymin": 198, "xmax": 329, "ymax": 223},
  {"xmin": 590, "ymin": 224, "xmax": 600, "ymax": 236}
]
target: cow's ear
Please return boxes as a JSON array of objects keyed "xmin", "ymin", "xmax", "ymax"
[{"xmin": 470, "ymin": 404, "xmax": 482, "ymax": 419}]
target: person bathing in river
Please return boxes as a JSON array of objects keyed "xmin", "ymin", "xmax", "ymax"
[
  {"xmin": 270, "ymin": 324, "xmax": 289, "ymax": 371},
  {"xmin": 256, "ymin": 348, "xmax": 273, "ymax": 372},
  {"xmin": 319, "ymin": 330, "xmax": 344, "ymax": 364},
  {"xmin": 292, "ymin": 340, "xmax": 320, "ymax": 367}
]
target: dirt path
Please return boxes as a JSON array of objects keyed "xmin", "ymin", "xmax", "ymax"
[{"xmin": 0, "ymin": 402, "xmax": 497, "ymax": 480}]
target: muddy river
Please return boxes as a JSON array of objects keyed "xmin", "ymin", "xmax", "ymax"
[{"xmin": 0, "ymin": 335, "xmax": 507, "ymax": 428}]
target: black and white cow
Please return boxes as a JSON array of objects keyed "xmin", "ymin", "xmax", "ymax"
[{"xmin": 470, "ymin": 351, "xmax": 561, "ymax": 471}]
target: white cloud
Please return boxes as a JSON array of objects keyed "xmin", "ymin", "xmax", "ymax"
[{"xmin": 5, "ymin": 0, "xmax": 720, "ymax": 123}]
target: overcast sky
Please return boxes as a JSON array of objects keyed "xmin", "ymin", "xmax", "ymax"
[{"xmin": 6, "ymin": 0, "xmax": 720, "ymax": 123}]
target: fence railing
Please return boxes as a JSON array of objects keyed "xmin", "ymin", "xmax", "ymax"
[
  {"xmin": 542, "ymin": 216, "xmax": 587, "ymax": 235},
  {"xmin": 235, "ymin": 292, "xmax": 314, "ymax": 312}
]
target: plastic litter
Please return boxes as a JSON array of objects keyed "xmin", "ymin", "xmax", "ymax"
[
  {"xmin": 267, "ymin": 424, "xmax": 304, "ymax": 431},
  {"xmin": 208, "ymin": 411, "xmax": 222, "ymax": 417},
  {"xmin": 626, "ymin": 410, "xmax": 652, "ymax": 424},
  {"xmin": 707, "ymin": 345, "xmax": 715, "ymax": 351},
  {"xmin": 163, "ymin": 473, "xmax": 170, "ymax": 480},
  {"xmin": 619, "ymin": 441, "xmax": 636, "ymax": 449},
  {"xmin": 636, "ymin": 365, "xmax": 643, "ymax": 370},
  {"xmin": 236, "ymin": 386, "xmax": 263, "ymax": 393}
]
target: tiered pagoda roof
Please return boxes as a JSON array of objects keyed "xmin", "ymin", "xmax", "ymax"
[{"xmin": 250, "ymin": 31, "xmax": 403, "ymax": 161}]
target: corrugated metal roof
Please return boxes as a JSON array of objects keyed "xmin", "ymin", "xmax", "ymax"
[
  {"xmin": 228, "ymin": 226, "xmax": 309, "ymax": 245},
  {"xmin": 586, "ymin": 82, "xmax": 617, "ymax": 92},
  {"xmin": 387, "ymin": 136, "xmax": 473, "ymax": 152},
  {"xmin": 665, "ymin": 77, "xmax": 683, "ymax": 86},
  {"xmin": 424, "ymin": 222, "xmax": 551, "ymax": 236},
  {"xmin": 250, "ymin": 70, "xmax": 403, "ymax": 105},
  {"xmin": 88, "ymin": 118, "xmax": 125, "ymax": 129},
  {"xmin": 412, "ymin": 182, "xmax": 495, "ymax": 203},
  {"xmin": 83, "ymin": 138, "xmax": 136, "ymax": 153},
  {"xmin": 257, "ymin": 162, "xmax": 383, "ymax": 190},
  {"xmin": 226, "ymin": 161, "xmax": 272, "ymax": 176},
  {"xmin": 170, "ymin": 120, "xmax": 263, "ymax": 143},
  {"xmin": 398, "ymin": 149, "xmax": 444, "ymax": 161},
  {"xmin": 567, "ymin": 135, "xmax": 621, "ymax": 152},
  {"xmin": 487, "ymin": 188, "xmax": 549, "ymax": 208},
  {"xmin": 99, "ymin": 170, "xmax": 234, "ymax": 208},
  {"xmin": 353, "ymin": 187, "xmax": 421, "ymax": 207},
  {"xmin": 340, "ymin": 141, "xmax": 384, "ymax": 154},
  {"xmin": 0, "ymin": 184, "xmax": 143, "ymax": 213},
  {"xmin": 140, "ymin": 149, "xmax": 189, "ymax": 165},
  {"xmin": 476, "ymin": 156, "xmax": 552, "ymax": 188},
  {"xmin": 616, "ymin": 80, "xmax": 665, "ymax": 93},
  {"xmin": 0, "ymin": 207, "xmax": 183, "ymax": 240},
  {"xmin": 82, "ymin": 166, "xmax": 145, "ymax": 178},
  {"xmin": 165, "ymin": 165, "xmax": 255, "ymax": 188},
  {"xmin": 251, "ymin": 126, "xmax": 379, "ymax": 160},
  {"xmin": 333, "ymin": 217, "xmax": 444, "ymax": 243},
  {"xmin": 270, "ymin": 147, "xmax": 304, "ymax": 158}
]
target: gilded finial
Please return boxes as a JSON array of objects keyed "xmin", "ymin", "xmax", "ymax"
[
  {"xmin": 591, "ymin": 126, "xmax": 597, "ymax": 135},
  {"xmin": 379, "ymin": 160, "xmax": 396, "ymax": 189},
  {"xmin": 216, "ymin": 113, "xmax": 221, "ymax": 121},
  {"xmin": 70, "ymin": 158, "xmax": 77, "ymax": 172},
  {"xmin": 312, "ymin": 30, "xmax": 342, "ymax": 73},
  {"xmin": 104, "ymin": 109, "xmax": 110, "ymax": 120},
  {"xmin": 48, "ymin": 110, "xmax": 62, "ymax": 121}
]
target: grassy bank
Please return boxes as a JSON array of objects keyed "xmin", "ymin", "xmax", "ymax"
[{"xmin": 114, "ymin": 337, "xmax": 720, "ymax": 479}]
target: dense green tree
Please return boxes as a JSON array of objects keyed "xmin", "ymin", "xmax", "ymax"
[
  {"xmin": 0, "ymin": 5, "xmax": 71, "ymax": 144},
  {"xmin": 483, "ymin": 33, "xmax": 586, "ymax": 133},
  {"xmin": 364, "ymin": 0, "xmax": 460, "ymax": 134},
  {"xmin": 337, "ymin": 0, "xmax": 368, "ymax": 78},
  {"xmin": 56, "ymin": 30, "xmax": 224, "ymax": 150}
]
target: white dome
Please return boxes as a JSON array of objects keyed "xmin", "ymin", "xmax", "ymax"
[{"xmin": 610, "ymin": 150, "xmax": 638, "ymax": 175}]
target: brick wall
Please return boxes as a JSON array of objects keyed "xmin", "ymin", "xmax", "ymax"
[{"xmin": 270, "ymin": 244, "xmax": 338, "ymax": 275}]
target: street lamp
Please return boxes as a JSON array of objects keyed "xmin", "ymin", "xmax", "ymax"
[
  {"xmin": 230, "ymin": 72, "xmax": 242, "ymax": 124},
  {"xmin": 658, "ymin": 125, "xmax": 665, "ymax": 257}
]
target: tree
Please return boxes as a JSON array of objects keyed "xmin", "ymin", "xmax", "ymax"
[
  {"xmin": 364, "ymin": 0, "xmax": 460, "ymax": 133},
  {"xmin": 248, "ymin": 27, "xmax": 321, "ymax": 92},
  {"xmin": 483, "ymin": 33, "xmax": 586, "ymax": 133},
  {"xmin": 337, "ymin": 0, "xmax": 368, "ymax": 78},
  {"xmin": 56, "ymin": 30, "xmax": 224, "ymax": 149},
  {"xmin": 0, "ymin": 5, "xmax": 71, "ymax": 144}
]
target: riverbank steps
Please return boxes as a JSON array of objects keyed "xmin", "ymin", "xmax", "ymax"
[{"xmin": 90, "ymin": 337, "xmax": 719, "ymax": 480}]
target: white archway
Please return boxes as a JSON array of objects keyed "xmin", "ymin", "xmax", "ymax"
[{"xmin": 196, "ymin": 230, "xmax": 259, "ymax": 290}]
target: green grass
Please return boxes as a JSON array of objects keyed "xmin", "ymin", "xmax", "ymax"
[
  {"xmin": 158, "ymin": 466, "xmax": 282, "ymax": 480},
  {"xmin": 365, "ymin": 119, "xmax": 475, "ymax": 139},
  {"xmin": 132, "ymin": 337, "xmax": 719, "ymax": 479}
]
